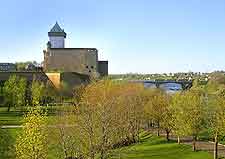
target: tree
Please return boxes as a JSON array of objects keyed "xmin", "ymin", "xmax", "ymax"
[
  {"xmin": 3, "ymin": 75, "xmax": 17, "ymax": 111},
  {"xmin": 76, "ymin": 80, "xmax": 122, "ymax": 159},
  {"xmin": 66, "ymin": 80, "xmax": 146, "ymax": 159},
  {"xmin": 3, "ymin": 75, "xmax": 27, "ymax": 111},
  {"xmin": 42, "ymin": 81, "xmax": 57, "ymax": 105},
  {"xmin": 31, "ymin": 80, "xmax": 45, "ymax": 106},
  {"xmin": 205, "ymin": 79, "xmax": 225, "ymax": 159},
  {"xmin": 16, "ymin": 77, "xmax": 27, "ymax": 109},
  {"xmin": 160, "ymin": 96, "xmax": 173, "ymax": 141},
  {"xmin": 144, "ymin": 89, "xmax": 169, "ymax": 137},
  {"xmin": 172, "ymin": 90, "xmax": 206, "ymax": 151},
  {"xmin": 207, "ymin": 95, "xmax": 225, "ymax": 159},
  {"xmin": 16, "ymin": 107, "xmax": 48, "ymax": 159},
  {"xmin": 49, "ymin": 106, "xmax": 84, "ymax": 159},
  {"xmin": 50, "ymin": 79, "xmax": 146, "ymax": 159},
  {"xmin": 171, "ymin": 93, "xmax": 186, "ymax": 144},
  {"xmin": 15, "ymin": 61, "xmax": 38, "ymax": 71}
]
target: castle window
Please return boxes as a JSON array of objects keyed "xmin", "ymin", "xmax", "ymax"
[
  {"xmin": 89, "ymin": 70, "xmax": 91, "ymax": 73},
  {"xmin": 91, "ymin": 66, "xmax": 94, "ymax": 69},
  {"xmin": 86, "ymin": 65, "xmax": 89, "ymax": 68}
]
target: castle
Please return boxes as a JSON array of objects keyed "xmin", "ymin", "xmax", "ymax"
[
  {"xmin": 43, "ymin": 22, "xmax": 108, "ymax": 77},
  {"xmin": 0, "ymin": 22, "xmax": 108, "ymax": 94}
]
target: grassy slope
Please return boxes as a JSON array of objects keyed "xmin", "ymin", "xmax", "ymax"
[
  {"xmin": 0, "ymin": 107, "xmax": 23, "ymax": 125},
  {"xmin": 110, "ymin": 132, "xmax": 213, "ymax": 159},
  {"xmin": 2, "ymin": 129, "xmax": 213, "ymax": 159},
  {"xmin": 0, "ymin": 128, "xmax": 21, "ymax": 159},
  {"xmin": 0, "ymin": 106, "xmax": 57, "ymax": 126},
  {"xmin": 0, "ymin": 106, "xmax": 214, "ymax": 159}
]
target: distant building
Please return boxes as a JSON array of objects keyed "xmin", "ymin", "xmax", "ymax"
[
  {"xmin": 0, "ymin": 63, "xmax": 16, "ymax": 71},
  {"xmin": 43, "ymin": 22, "xmax": 108, "ymax": 77}
]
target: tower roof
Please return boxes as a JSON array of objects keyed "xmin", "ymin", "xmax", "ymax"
[{"xmin": 48, "ymin": 22, "xmax": 67, "ymax": 38}]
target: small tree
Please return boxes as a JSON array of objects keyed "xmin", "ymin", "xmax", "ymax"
[
  {"xmin": 3, "ymin": 75, "xmax": 17, "ymax": 111},
  {"xmin": 208, "ymin": 95, "xmax": 225, "ymax": 159},
  {"xmin": 172, "ymin": 90, "xmax": 206, "ymax": 151},
  {"xmin": 16, "ymin": 77, "xmax": 27, "ymax": 109},
  {"xmin": 71, "ymin": 80, "xmax": 145, "ymax": 159},
  {"xmin": 3, "ymin": 75, "xmax": 27, "ymax": 111},
  {"xmin": 16, "ymin": 107, "xmax": 48, "ymax": 159},
  {"xmin": 49, "ymin": 108, "xmax": 83, "ymax": 159},
  {"xmin": 171, "ymin": 93, "xmax": 186, "ymax": 144},
  {"xmin": 160, "ymin": 96, "xmax": 174, "ymax": 141},
  {"xmin": 31, "ymin": 80, "xmax": 45, "ymax": 106},
  {"xmin": 144, "ymin": 89, "xmax": 168, "ymax": 136}
]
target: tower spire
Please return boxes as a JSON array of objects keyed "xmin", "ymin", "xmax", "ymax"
[{"xmin": 48, "ymin": 22, "xmax": 66, "ymax": 48}]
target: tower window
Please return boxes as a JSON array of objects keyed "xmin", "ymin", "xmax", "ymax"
[
  {"xmin": 86, "ymin": 65, "xmax": 89, "ymax": 68},
  {"xmin": 91, "ymin": 66, "xmax": 94, "ymax": 69}
]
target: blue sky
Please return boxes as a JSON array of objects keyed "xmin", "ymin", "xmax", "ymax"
[{"xmin": 0, "ymin": 0, "xmax": 225, "ymax": 74}]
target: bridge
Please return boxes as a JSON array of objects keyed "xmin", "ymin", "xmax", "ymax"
[{"xmin": 130, "ymin": 80, "xmax": 193, "ymax": 91}]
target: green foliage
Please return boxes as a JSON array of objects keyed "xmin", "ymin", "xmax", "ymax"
[
  {"xmin": 0, "ymin": 128, "xmax": 15, "ymax": 158},
  {"xmin": 3, "ymin": 75, "xmax": 27, "ymax": 111},
  {"xmin": 31, "ymin": 80, "xmax": 45, "ymax": 106},
  {"xmin": 17, "ymin": 78, "xmax": 27, "ymax": 107},
  {"xmin": 49, "ymin": 80, "xmax": 146, "ymax": 159},
  {"xmin": 171, "ymin": 90, "xmax": 207, "ymax": 142},
  {"xmin": 15, "ymin": 107, "xmax": 48, "ymax": 159},
  {"xmin": 15, "ymin": 61, "xmax": 37, "ymax": 71},
  {"xmin": 3, "ymin": 75, "xmax": 17, "ymax": 107},
  {"xmin": 207, "ymin": 95, "xmax": 225, "ymax": 136},
  {"xmin": 144, "ymin": 89, "xmax": 173, "ymax": 138}
]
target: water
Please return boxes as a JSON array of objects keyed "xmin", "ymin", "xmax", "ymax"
[{"xmin": 143, "ymin": 82, "xmax": 182, "ymax": 93}]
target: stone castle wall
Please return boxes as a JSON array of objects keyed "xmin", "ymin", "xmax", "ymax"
[{"xmin": 44, "ymin": 48, "xmax": 98, "ymax": 75}]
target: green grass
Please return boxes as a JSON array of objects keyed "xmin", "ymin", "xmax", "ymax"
[
  {"xmin": 0, "ymin": 106, "xmax": 58, "ymax": 126},
  {"xmin": 0, "ymin": 107, "xmax": 23, "ymax": 125},
  {"xmin": 109, "ymin": 132, "xmax": 213, "ymax": 159},
  {"xmin": 0, "ymin": 106, "xmax": 215, "ymax": 159},
  {"xmin": 1, "ymin": 129, "xmax": 214, "ymax": 159},
  {"xmin": 0, "ymin": 128, "xmax": 21, "ymax": 159}
]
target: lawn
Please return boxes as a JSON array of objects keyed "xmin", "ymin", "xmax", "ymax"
[
  {"xmin": 0, "ymin": 106, "xmax": 214, "ymax": 159},
  {"xmin": 0, "ymin": 128, "xmax": 21, "ymax": 159},
  {"xmin": 109, "ymin": 132, "xmax": 213, "ymax": 159},
  {"xmin": 0, "ymin": 129, "xmax": 213, "ymax": 159},
  {"xmin": 0, "ymin": 106, "xmax": 58, "ymax": 126},
  {"xmin": 0, "ymin": 107, "xmax": 23, "ymax": 125}
]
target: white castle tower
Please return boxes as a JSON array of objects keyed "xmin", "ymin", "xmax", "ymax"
[{"xmin": 48, "ymin": 22, "xmax": 67, "ymax": 48}]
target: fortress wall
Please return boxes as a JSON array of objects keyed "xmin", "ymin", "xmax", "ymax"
[
  {"xmin": 98, "ymin": 61, "xmax": 108, "ymax": 76},
  {"xmin": 45, "ymin": 73, "xmax": 61, "ymax": 89},
  {"xmin": 0, "ymin": 72, "xmax": 49, "ymax": 83},
  {"xmin": 44, "ymin": 49, "xmax": 98, "ymax": 75}
]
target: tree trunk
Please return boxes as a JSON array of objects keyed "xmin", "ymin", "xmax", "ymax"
[
  {"xmin": 214, "ymin": 133, "xmax": 218, "ymax": 159},
  {"xmin": 7, "ymin": 104, "xmax": 10, "ymax": 112},
  {"xmin": 192, "ymin": 136, "xmax": 197, "ymax": 151},
  {"xmin": 147, "ymin": 120, "xmax": 151, "ymax": 129},
  {"xmin": 157, "ymin": 128, "xmax": 160, "ymax": 136},
  {"xmin": 166, "ymin": 130, "xmax": 170, "ymax": 141},
  {"xmin": 100, "ymin": 150, "xmax": 104, "ymax": 159},
  {"xmin": 177, "ymin": 136, "xmax": 180, "ymax": 144},
  {"xmin": 157, "ymin": 121, "xmax": 160, "ymax": 136},
  {"xmin": 90, "ymin": 151, "xmax": 95, "ymax": 159}
]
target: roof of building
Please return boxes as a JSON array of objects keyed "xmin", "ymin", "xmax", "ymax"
[{"xmin": 48, "ymin": 22, "xmax": 67, "ymax": 38}]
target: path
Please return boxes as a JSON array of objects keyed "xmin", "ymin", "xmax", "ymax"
[
  {"xmin": 161, "ymin": 133, "xmax": 225, "ymax": 158},
  {"xmin": 148, "ymin": 128, "xmax": 225, "ymax": 158},
  {"xmin": 1, "ymin": 125, "xmax": 22, "ymax": 128}
]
